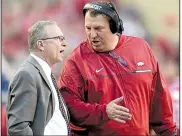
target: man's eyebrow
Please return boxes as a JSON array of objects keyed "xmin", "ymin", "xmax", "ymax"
[
  {"xmin": 85, "ymin": 25, "xmax": 104, "ymax": 28},
  {"xmin": 94, "ymin": 26, "xmax": 105, "ymax": 29}
]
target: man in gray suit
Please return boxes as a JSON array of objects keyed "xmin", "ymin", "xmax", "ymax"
[{"xmin": 6, "ymin": 20, "xmax": 70, "ymax": 135}]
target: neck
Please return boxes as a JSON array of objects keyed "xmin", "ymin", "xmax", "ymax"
[
  {"xmin": 109, "ymin": 34, "xmax": 120, "ymax": 51},
  {"xmin": 31, "ymin": 52, "xmax": 53, "ymax": 67}
]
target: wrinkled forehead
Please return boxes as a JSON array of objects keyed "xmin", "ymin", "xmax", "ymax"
[
  {"xmin": 45, "ymin": 24, "xmax": 63, "ymax": 37},
  {"xmin": 85, "ymin": 12, "xmax": 109, "ymax": 27}
]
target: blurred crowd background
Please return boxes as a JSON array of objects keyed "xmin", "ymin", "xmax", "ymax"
[{"xmin": 1, "ymin": 0, "xmax": 179, "ymax": 135}]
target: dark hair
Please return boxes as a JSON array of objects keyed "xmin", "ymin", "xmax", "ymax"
[{"xmin": 89, "ymin": 9, "xmax": 106, "ymax": 17}]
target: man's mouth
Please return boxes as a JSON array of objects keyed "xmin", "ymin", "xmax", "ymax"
[
  {"xmin": 92, "ymin": 41, "xmax": 100, "ymax": 44},
  {"xmin": 60, "ymin": 50, "xmax": 64, "ymax": 53}
]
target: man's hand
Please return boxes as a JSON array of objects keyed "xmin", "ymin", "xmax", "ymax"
[{"xmin": 106, "ymin": 97, "xmax": 132, "ymax": 123}]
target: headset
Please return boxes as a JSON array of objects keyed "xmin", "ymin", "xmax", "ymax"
[{"xmin": 83, "ymin": 2, "xmax": 124, "ymax": 34}]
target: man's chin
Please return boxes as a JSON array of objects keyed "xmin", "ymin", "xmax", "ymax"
[
  {"xmin": 59, "ymin": 58, "xmax": 63, "ymax": 62},
  {"xmin": 55, "ymin": 57, "xmax": 63, "ymax": 63},
  {"xmin": 93, "ymin": 47, "xmax": 111, "ymax": 53},
  {"xmin": 92, "ymin": 47, "xmax": 104, "ymax": 52},
  {"xmin": 90, "ymin": 43, "xmax": 105, "ymax": 52}
]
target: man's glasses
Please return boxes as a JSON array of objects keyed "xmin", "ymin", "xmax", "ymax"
[
  {"xmin": 40, "ymin": 36, "xmax": 66, "ymax": 42},
  {"xmin": 109, "ymin": 51, "xmax": 127, "ymax": 67}
]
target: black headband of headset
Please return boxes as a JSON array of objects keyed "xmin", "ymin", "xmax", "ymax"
[
  {"xmin": 83, "ymin": 3, "xmax": 119, "ymax": 24},
  {"xmin": 83, "ymin": 2, "xmax": 123, "ymax": 34}
]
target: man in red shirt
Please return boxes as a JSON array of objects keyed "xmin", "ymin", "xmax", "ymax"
[{"xmin": 59, "ymin": 1, "xmax": 176, "ymax": 136}]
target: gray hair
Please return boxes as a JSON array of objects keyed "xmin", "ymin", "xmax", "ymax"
[{"xmin": 28, "ymin": 20, "xmax": 56, "ymax": 51}]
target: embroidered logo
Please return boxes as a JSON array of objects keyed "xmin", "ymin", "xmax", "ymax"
[
  {"xmin": 91, "ymin": 4, "xmax": 102, "ymax": 10},
  {"xmin": 96, "ymin": 68, "xmax": 104, "ymax": 73},
  {"xmin": 137, "ymin": 62, "xmax": 144, "ymax": 67}
]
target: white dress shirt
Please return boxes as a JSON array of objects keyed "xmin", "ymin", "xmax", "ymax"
[{"xmin": 30, "ymin": 54, "xmax": 68, "ymax": 135}]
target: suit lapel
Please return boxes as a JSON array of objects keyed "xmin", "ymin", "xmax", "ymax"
[{"xmin": 27, "ymin": 55, "xmax": 55, "ymax": 112}]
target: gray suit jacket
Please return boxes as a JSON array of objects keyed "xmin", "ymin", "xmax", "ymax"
[{"xmin": 6, "ymin": 55, "xmax": 56, "ymax": 135}]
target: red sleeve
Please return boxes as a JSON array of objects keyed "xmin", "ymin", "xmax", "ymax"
[
  {"xmin": 58, "ymin": 59, "xmax": 109, "ymax": 127},
  {"xmin": 148, "ymin": 47, "xmax": 177, "ymax": 135}
]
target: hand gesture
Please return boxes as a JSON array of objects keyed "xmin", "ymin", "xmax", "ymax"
[{"xmin": 106, "ymin": 97, "xmax": 132, "ymax": 123}]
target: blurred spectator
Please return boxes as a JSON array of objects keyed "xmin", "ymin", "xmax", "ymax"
[
  {"xmin": 2, "ymin": 104, "xmax": 7, "ymax": 136},
  {"xmin": 169, "ymin": 77, "xmax": 180, "ymax": 135},
  {"xmin": 2, "ymin": 54, "xmax": 16, "ymax": 103},
  {"xmin": 1, "ymin": 73, "xmax": 9, "ymax": 92},
  {"xmin": 151, "ymin": 36, "xmax": 179, "ymax": 84},
  {"xmin": 2, "ymin": 74, "xmax": 9, "ymax": 103},
  {"xmin": 118, "ymin": 2, "xmax": 152, "ymax": 44}
]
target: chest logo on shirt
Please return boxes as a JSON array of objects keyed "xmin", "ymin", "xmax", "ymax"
[
  {"xmin": 137, "ymin": 62, "xmax": 144, "ymax": 66},
  {"xmin": 96, "ymin": 68, "xmax": 104, "ymax": 73}
]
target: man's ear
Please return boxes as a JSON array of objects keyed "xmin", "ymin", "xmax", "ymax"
[{"xmin": 36, "ymin": 40, "xmax": 44, "ymax": 51}]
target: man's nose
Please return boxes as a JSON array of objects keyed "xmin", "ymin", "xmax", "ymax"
[
  {"xmin": 61, "ymin": 39, "xmax": 67, "ymax": 47},
  {"xmin": 90, "ymin": 29, "xmax": 97, "ymax": 38}
]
